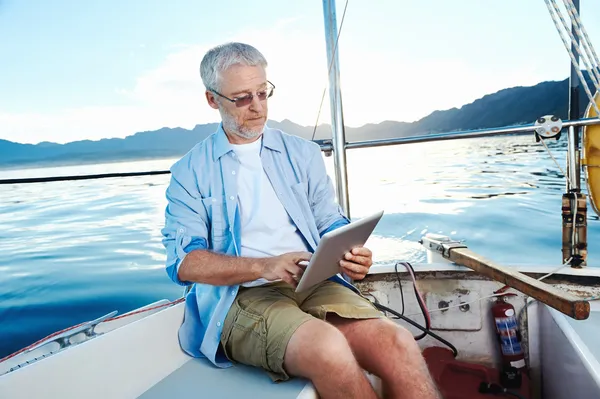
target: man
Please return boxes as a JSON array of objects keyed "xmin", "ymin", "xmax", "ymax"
[{"xmin": 161, "ymin": 42, "xmax": 441, "ymax": 399}]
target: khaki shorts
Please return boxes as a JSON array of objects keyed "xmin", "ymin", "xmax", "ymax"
[{"xmin": 219, "ymin": 280, "xmax": 384, "ymax": 382}]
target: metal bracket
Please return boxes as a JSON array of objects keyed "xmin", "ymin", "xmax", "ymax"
[
  {"xmin": 420, "ymin": 233, "xmax": 468, "ymax": 259},
  {"xmin": 26, "ymin": 310, "xmax": 118, "ymax": 353},
  {"xmin": 441, "ymin": 242, "xmax": 468, "ymax": 258},
  {"xmin": 314, "ymin": 139, "xmax": 334, "ymax": 157}
]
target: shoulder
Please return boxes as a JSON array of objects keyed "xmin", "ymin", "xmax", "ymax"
[
  {"xmin": 170, "ymin": 132, "xmax": 218, "ymax": 177},
  {"xmin": 264, "ymin": 125, "xmax": 321, "ymax": 159}
]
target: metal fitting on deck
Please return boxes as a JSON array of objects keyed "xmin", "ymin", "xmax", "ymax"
[{"xmin": 420, "ymin": 233, "xmax": 467, "ymax": 263}]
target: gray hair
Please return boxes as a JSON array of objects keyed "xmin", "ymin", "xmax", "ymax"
[{"xmin": 200, "ymin": 42, "xmax": 268, "ymax": 91}]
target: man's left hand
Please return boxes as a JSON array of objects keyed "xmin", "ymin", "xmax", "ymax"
[{"xmin": 339, "ymin": 247, "xmax": 373, "ymax": 280}]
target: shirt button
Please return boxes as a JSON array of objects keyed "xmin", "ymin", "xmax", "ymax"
[
  {"xmin": 217, "ymin": 322, "xmax": 222, "ymax": 327},
  {"xmin": 212, "ymin": 198, "xmax": 217, "ymax": 203},
  {"xmin": 229, "ymin": 196, "xmax": 234, "ymax": 200},
  {"xmin": 231, "ymin": 291, "xmax": 235, "ymax": 296},
  {"xmin": 231, "ymin": 171, "xmax": 236, "ymax": 175}
]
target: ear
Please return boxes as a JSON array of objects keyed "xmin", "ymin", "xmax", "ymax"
[{"xmin": 205, "ymin": 91, "xmax": 219, "ymax": 110}]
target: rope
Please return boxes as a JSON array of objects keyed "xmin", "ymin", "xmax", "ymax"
[
  {"xmin": 552, "ymin": 0, "xmax": 600, "ymax": 92},
  {"xmin": 550, "ymin": 0, "xmax": 600, "ymax": 92},
  {"xmin": 544, "ymin": 0, "xmax": 600, "ymax": 116},
  {"xmin": 536, "ymin": 258, "xmax": 571, "ymax": 282},
  {"xmin": 311, "ymin": 0, "xmax": 350, "ymax": 142},
  {"xmin": 0, "ymin": 297, "xmax": 184, "ymax": 365},
  {"xmin": 563, "ymin": 0, "xmax": 600, "ymax": 89},
  {"xmin": 539, "ymin": 138, "xmax": 567, "ymax": 176},
  {"xmin": 494, "ymin": 256, "xmax": 573, "ymax": 295}
]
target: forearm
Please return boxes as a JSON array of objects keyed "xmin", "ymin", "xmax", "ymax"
[{"xmin": 178, "ymin": 249, "xmax": 266, "ymax": 286}]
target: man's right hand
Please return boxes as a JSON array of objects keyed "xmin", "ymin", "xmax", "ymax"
[{"xmin": 261, "ymin": 251, "xmax": 312, "ymax": 287}]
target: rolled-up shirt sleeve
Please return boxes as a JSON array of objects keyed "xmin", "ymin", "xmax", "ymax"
[
  {"xmin": 161, "ymin": 164, "xmax": 209, "ymax": 286},
  {"xmin": 306, "ymin": 143, "xmax": 350, "ymax": 236}
]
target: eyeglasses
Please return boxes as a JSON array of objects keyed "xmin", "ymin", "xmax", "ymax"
[{"xmin": 211, "ymin": 80, "xmax": 275, "ymax": 107}]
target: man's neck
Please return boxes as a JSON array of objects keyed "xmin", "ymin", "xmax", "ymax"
[{"xmin": 224, "ymin": 130, "xmax": 263, "ymax": 145}]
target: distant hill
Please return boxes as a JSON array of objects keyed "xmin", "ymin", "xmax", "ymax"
[{"xmin": 0, "ymin": 73, "xmax": 595, "ymax": 169}]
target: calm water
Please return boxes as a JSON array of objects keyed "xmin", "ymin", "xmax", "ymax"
[{"xmin": 1, "ymin": 135, "xmax": 599, "ymax": 358}]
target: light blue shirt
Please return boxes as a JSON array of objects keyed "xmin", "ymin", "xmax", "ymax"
[{"xmin": 161, "ymin": 124, "xmax": 354, "ymax": 368}]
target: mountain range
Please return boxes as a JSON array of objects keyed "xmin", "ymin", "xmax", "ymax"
[{"xmin": 0, "ymin": 73, "xmax": 595, "ymax": 169}]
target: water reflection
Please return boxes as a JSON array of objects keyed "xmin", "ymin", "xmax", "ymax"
[{"xmin": 0, "ymin": 134, "xmax": 598, "ymax": 358}]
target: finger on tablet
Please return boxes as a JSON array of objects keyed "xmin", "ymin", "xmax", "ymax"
[
  {"xmin": 348, "ymin": 255, "xmax": 372, "ymax": 266},
  {"xmin": 291, "ymin": 251, "xmax": 312, "ymax": 263},
  {"xmin": 297, "ymin": 260, "xmax": 309, "ymax": 269},
  {"xmin": 351, "ymin": 247, "xmax": 372, "ymax": 257},
  {"xmin": 283, "ymin": 272, "xmax": 298, "ymax": 287},
  {"xmin": 339, "ymin": 260, "xmax": 361, "ymax": 273},
  {"xmin": 341, "ymin": 268, "xmax": 365, "ymax": 281},
  {"xmin": 289, "ymin": 264, "xmax": 305, "ymax": 277}
]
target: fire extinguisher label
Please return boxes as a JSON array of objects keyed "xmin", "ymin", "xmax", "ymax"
[
  {"xmin": 495, "ymin": 316, "xmax": 523, "ymax": 355},
  {"xmin": 495, "ymin": 316, "xmax": 517, "ymax": 330}
]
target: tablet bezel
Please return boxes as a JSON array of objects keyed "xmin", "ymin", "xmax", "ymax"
[{"xmin": 294, "ymin": 210, "xmax": 384, "ymax": 292}]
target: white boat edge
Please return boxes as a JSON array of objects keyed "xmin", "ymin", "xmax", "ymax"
[{"xmin": 1, "ymin": 259, "xmax": 600, "ymax": 398}]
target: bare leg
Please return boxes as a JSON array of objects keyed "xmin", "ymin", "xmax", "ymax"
[
  {"xmin": 328, "ymin": 315, "xmax": 442, "ymax": 399},
  {"xmin": 283, "ymin": 319, "xmax": 378, "ymax": 399}
]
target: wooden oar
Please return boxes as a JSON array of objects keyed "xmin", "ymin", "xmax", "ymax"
[{"xmin": 446, "ymin": 247, "xmax": 590, "ymax": 320}]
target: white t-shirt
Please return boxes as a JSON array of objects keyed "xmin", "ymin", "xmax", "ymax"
[{"xmin": 231, "ymin": 138, "xmax": 310, "ymax": 287}]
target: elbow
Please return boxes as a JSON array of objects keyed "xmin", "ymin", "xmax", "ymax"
[
  {"xmin": 165, "ymin": 236, "xmax": 208, "ymax": 286},
  {"xmin": 166, "ymin": 259, "xmax": 191, "ymax": 287}
]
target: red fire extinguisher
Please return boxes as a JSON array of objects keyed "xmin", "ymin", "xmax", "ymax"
[{"xmin": 492, "ymin": 293, "xmax": 526, "ymax": 370}]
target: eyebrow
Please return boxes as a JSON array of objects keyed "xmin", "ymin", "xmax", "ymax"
[{"xmin": 230, "ymin": 82, "xmax": 268, "ymax": 97}]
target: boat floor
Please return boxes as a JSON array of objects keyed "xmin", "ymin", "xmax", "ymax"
[
  {"xmin": 139, "ymin": 358, "xmax": 311, "ymax": 399},
  {"xmin": 138, "ymin": 347, "xmax": 533, "ymax": 399}
]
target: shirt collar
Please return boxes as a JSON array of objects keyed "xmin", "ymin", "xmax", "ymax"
[
  {"xmin": 212, "ymin": 124, "xmax": 232, "ymax": 160},
  {"xmin": 212, "ymin": 123, "xmax": 283, "ymax": 160},
  {"xmin": 261, "ymin": 125, "xmax": 284, "ymax": 153}
]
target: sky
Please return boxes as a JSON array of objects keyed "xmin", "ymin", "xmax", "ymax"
[{"xmin": 0, "ymin": 0, "xmax": 599, "ymax": 144}]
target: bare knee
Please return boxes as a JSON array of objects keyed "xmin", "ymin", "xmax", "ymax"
[
  {"xmin": 376, "ymin": 321, "xmax": 441, "ymax": 398},
  {"xmin": 284, "ymin": 319, "xmax": 357, "ymax": 379},
  {"xmin": 395, "ymin": 322, "xmax": 419, "ymax": 348},
  {"xmin": 379, "ymin": 319, "xmax": 421, "ymax": 356}
]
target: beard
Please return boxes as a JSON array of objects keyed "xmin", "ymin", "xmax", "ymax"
[{"xmin": 220, "ymin": 107, "xmax": 265, "ymax": 140}]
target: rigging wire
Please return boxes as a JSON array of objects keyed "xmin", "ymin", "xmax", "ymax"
[
  {"xmin": 311, "ymin": 0, "xmax": 350, "ymax": 142},
  {"xmin": 549, "ymin": 0, "xmax": 600, "ymax": 92},
  {"xmin": 544, "ymin": 0, "xmax": 600, "ymax": 115},
  {"xmin": 539, "ymin": 138, "xmax": 567, "ymax": 177},
  {"xmin": 562, "ymin": 0, "xmax": 600, "ymax": 89}
]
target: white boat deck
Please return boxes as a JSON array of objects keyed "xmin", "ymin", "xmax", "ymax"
[
  {"xmin": 0, "ymin": 302, "xmax": 324, "ymax": 399},
  {"xmin": 138, "ymin": 358, "xmax": 311, "ymax": 399},
  {"xmin": 2, "ymin": 265, "xmax": 600, "ymax": 399}
]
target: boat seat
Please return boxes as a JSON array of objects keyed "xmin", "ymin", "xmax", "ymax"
[{"xmin": 138, "ymin": 357, "xmax": 313, "ymax": 399}]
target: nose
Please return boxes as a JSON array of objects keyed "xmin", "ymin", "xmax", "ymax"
[{"xmin": 249, "ymin": 93, "xmax": 264, "ymax": 112}]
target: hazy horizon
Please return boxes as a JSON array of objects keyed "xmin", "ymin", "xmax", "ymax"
[{"xmin": 1, "ymin": 0, "xmax": 599, "ymax": 144}]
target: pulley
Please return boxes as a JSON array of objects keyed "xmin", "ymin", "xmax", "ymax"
[{"xmin": 534, "ymin": 115, "xmax": 562, "ymax": 142}]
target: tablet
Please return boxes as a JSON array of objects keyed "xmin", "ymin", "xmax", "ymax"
[{"xmin": 295, "ymin": 210, "xmax": 384, "ymax": 292}]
